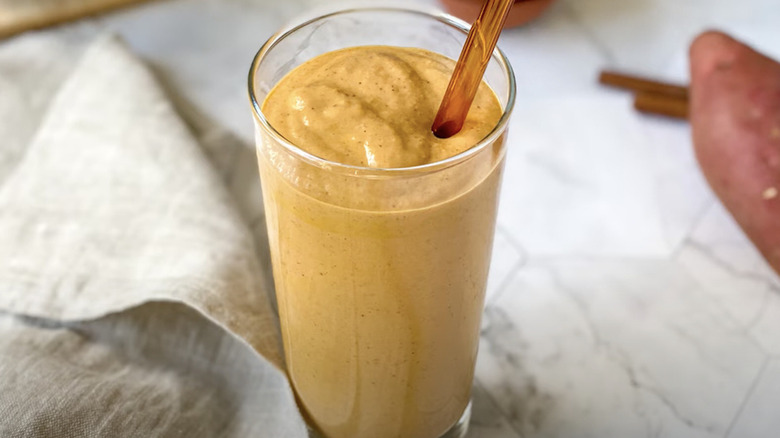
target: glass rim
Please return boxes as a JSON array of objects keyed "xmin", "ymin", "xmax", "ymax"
[{"xmin": 248, "ymin": 4, "xmax": 516, "ymax": 176}]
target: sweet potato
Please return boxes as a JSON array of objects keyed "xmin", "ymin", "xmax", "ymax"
[{"xmin": 690, "ymin": 31, "xmax": 780, "ymax": 273}]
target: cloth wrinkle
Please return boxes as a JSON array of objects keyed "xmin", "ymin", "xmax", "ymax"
[{"xmin": 0, "ymin": 32, "xmax": 306, "ymax": 438}]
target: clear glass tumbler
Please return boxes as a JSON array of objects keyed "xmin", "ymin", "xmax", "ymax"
[{"xmin": 249, "ymin": 5, "xmax": 515, "ymax": 438}]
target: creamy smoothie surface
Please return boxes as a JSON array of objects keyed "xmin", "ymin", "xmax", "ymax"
[
  {"xmin": 262, "ymin": 46, "xmax": 501, "ymax": 168},
  {"xmin": 258, "ymin": 45, "xmax": 505, "ymax": 438}
]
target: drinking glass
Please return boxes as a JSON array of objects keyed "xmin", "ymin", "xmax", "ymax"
[{"xmin": 249, "ymin": 6, "xmax": 515, "ymax": 438}]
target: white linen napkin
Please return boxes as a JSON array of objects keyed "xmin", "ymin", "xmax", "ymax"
[{"xmin": 0, "ymin": 33, "xmax": 306, "ymax": 437}]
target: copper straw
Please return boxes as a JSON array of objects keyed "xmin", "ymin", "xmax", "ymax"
[{"xmin": 432, "ymin": 0, "xmax": 515, "ymax": 138}]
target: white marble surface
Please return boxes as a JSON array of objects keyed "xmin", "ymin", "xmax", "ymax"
[{"xmin": 41, "ymin": 0, "xmax": 780, "ymax": 436}]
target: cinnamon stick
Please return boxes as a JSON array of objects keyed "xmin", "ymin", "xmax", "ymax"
[
  {"xmin": 599, "ymin": 70, "xmax": 689, "ymax": 100},
  {"xmin": 633, "ymin": 91, "xmax": 689, "ymax": 119}
]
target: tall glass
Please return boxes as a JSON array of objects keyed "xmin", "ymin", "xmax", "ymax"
[{"xmin": 249, "ymin": 6, "xmax": 515, "ymax": 438}]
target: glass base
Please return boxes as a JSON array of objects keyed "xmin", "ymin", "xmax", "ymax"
[
  {"xmin": 439, "ymin": 400, "xmax": 471, "ymax": 438},
  {"xmin": 306, "ymin": 400, "xmax": 472, "ymax": 438}
]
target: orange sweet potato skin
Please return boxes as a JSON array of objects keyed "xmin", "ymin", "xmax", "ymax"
[{"xmin": 690, "ymin": 31, "xmax": 780, "ymax": 273}]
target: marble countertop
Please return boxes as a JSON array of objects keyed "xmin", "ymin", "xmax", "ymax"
[{"xmin": 91, "ymin": 0, "xmax": 780, "ymax": 436}]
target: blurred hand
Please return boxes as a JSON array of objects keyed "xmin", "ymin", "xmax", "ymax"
[{"xmin": 441, "ymin": 0, "xmax": 557, "ymax": 27}]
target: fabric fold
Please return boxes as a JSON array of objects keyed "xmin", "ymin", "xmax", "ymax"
[
  {"xmin": 0, "ymin": 34, "xmax": 283, "ymax": 369},
  {"xmin": 0, "ymin": 303, "xmax": 307, "ymax": 438}
]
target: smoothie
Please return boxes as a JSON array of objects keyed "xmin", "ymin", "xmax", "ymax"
[{"xmin": 258, "ymin": 46, "xmax": 504, "ymax": 438}]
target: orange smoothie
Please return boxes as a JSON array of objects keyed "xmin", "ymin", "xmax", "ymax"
[{"xmin": 258, "ymin": 46, "xmax": 504, "ymax": 438}]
